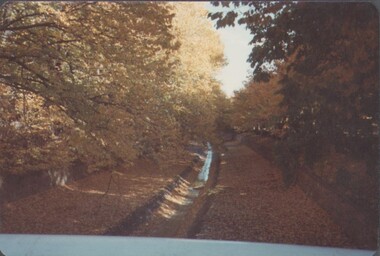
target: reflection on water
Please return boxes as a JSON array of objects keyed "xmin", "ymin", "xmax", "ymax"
[{"xmin": 198, "ymin": 142, "xmax": 212, "ymax": 182}]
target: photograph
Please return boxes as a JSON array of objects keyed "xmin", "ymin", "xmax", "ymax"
[{"xmin": 0, "ymin": 1, "xmax": 378, "ymax": 255}]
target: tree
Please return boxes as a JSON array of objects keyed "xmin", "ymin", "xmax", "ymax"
[
  {"xmin": 169, "ymin": 2, "xmax": 227, "ymax": 146},
  {"xmin": 0, "ymin": 2, "xmax": 228, "ymax": 179},
  {"xmin": 0, "ymin": 2, "xmax": 180, "ymax": 175},
  {"xmin": 231, "ymin": 71, "xmax": 285, "ymax": 133},
  {"xmin": 209, "ymin": 2, "xmax": 379, "ymax": 183}
]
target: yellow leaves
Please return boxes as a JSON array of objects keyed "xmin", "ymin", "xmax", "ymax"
[
  {"xmin": 0, "ymin": 2, "xmax": 229, "ymax": 174},
  {"xmin": 231, "ymin": 74, "xmax": 285, "ymax": 131},
  {"xmin": 152, "ymin": 2, "xmax": 228, "ymax": 143},
  {"xmin": 171, "ymin": 2, "xmax": 225, "ymax": 77}
]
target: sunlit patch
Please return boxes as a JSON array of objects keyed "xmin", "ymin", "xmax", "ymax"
[
  {"xmin": 191, "ymin": 152, "xmax": 206, "ymax": 161},
  {"xmin": 177, "ymin": 176, "xmax": 190, "ymax": 185},
  {"xmin": 160, "ymin": 179, "xmax": 195, "ymax": 206},
  {"xmin": 174, "ymin": 186, "xmax": 193, "ymax": 198},
  {"xmin": 164, "ymin": 193, "xmax": 192, "ymax": 206},
  {"xmin": 207, "ymin": 185, "xmax": 227, "ymax": 195},
  {"xmin": 62, "ymin": 185, "xmax": 135, "ymax": 199},
  {"xmin": 193, "ymin": 181, "xmax": 205, "ymax": 189},
  {"xmin": 156, "ymin": 176, "xmax": 203, "ymax": 219},
  {"xmin": 112, "ymin": 171, "xmax": 125, "ymax": 176},
  {"xmin": 129, "ymin": 177, "xmax": 166, "ymax": 182},
  {"xmin": 157, "ymin": 202, "xmax": 177, "ymax": 219}
]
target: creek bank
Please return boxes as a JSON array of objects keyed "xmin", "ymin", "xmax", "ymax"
[
  {"xmin": 122, "ymin": 144, "xmax": 220, "ymax": 238},
  {"xmin": 1, "ymin": 148, "xmax": 202, "ymax": 235},
  {"xmin": 241, "ymin": 134, "xmax": 378, "ymax": 249}
]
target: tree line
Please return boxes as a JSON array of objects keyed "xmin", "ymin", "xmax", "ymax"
[
  {"xmin": 210, "ymin": 2, "xmax": 379, "ymax": 185},
  {"xmin": 0, "ymin": 2, "xmax": 227, "ymax": 178}
]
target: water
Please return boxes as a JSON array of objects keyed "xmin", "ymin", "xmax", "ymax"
[{"xmin": 197, "ymin": 142, "xmax": 212, "ymax": 182}]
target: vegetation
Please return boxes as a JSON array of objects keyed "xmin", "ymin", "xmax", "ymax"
[
  {"xmin": 1, "ymin": 2, "xmax": 377, "ymax": 247},
  {"xmin": 0, "ymin": 2, "xmax": 227, "ymax": 179},
  {"xmin": 209, "ymin": 2, "xmax": 379, "ymax": 185},
  {"xmin": 230, "ymin": 69, "xmax": 285, "ymax": 134},
  {"xmin": 1, "ymin": 1, "xmax": 378, "ymax": 189}
]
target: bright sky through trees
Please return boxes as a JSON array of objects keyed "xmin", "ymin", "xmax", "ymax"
[{"xmin": 204, "ymin": 2, "xmax": 252, "ymax": 97}]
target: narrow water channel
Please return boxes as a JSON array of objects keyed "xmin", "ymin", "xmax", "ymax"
[
  {"xmin": 197, "ymin": 142, "xmax": 213, "ymax": 183},
  {"xmin": 130, "ymin": 143, "xmax": 214, "ymax": 237}
]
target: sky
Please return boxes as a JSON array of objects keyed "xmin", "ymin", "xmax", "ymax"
[{"xmin": 204, "ymin": 2, "xmax": 253, "ymax": 97}]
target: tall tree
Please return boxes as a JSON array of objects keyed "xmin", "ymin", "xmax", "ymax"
[
  {"xmin": 231, "ymin": 71, "xmax": 285, "ymax": 133},
  {"xmin": 0, "ymin": 2, "xmax": 179, "ymax": 174},
  {"xmin": 209, "ymin": 2, "xmax": 379, "ymax": 182},
  {"xmin": 169, "ymin": 2, "xmax": 227, "ymax": 145},
  {"xmin": 0, "ymin": 2, "xmax": 228, "ymax": 179}
]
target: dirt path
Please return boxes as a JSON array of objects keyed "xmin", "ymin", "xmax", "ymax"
[{"xmin": 195, "ymin": 141, "xmax": 356, "ymax": 248}]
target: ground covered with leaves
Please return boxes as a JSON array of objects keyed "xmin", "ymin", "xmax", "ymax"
[
  {"xmin": 1, "ymin": 158, "xmax": 191, "ymax": 235},
  {"xmin": 1, "ymin": 141, "xmax": 373, "ymax": 250},
  {"xmin": 196, "ymin": 141, "xmax": 360, "ymax": 249}
]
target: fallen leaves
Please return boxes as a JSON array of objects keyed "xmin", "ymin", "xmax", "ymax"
[
  {"xmin": 196, "ymin": 144, "xmax": 357, "ymax": 248},
  {"xmin": 1, "ymin": 159, "xmax": 189, "ymax": 235}
]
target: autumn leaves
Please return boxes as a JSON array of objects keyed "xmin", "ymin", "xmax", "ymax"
[{"xmin": 0, "ymin": 2, "xmax": 227, "ymax": 176}]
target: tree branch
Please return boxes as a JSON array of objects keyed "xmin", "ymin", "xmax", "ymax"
[
  {"xmin": 0, "ymin": 12, "xmax": 45, "ymax": 31},
  {"xmin": 89, "ymin": 97, "xmax": 135, "ymax": 115},
  {"xmin": 0, "ymin": 54, "xmax": 51, "ymax": 87},
  {"xmin": 48, "ymin": 39, "xmax": 80, "ymax": 45},
  {"xmin": 4, "ymin": 22, "xmax": 66, "ymax": 32}
]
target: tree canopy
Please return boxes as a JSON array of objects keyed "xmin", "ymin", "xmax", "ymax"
[
  {"xmin": 0, "ymin": 2, "xmax": 226, "ymax": 179},
  {"xmin": 210, "ymin": 2, "xmax": 379, "ymax": 183}
]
